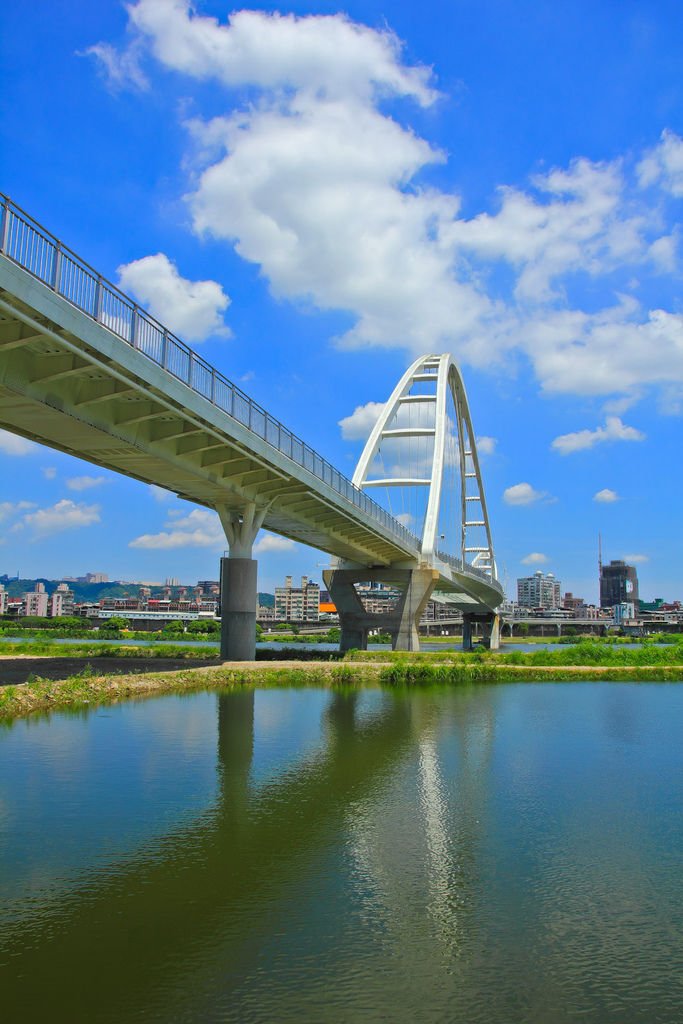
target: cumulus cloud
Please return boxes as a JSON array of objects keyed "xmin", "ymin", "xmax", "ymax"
[
  {"xmin": 521, "ymin": 552, "xmax": 548, "ymax": 565},
  {"xmin": 476, "ymin": 436, "xmax": 497, "ymax": 456},
  {"xmin": 637, "ymin": 129, "xmax": 683, "ymax": 197},
  {"xmin": 623, "ymin": 553, "xmax": 649, "ymax": 563},
  {"xmin": 129, "ymin": 507, "xmax": 224, "ymax": 549},
  {"xmin": 93, "ymin": 4, "xmax": 683, "ymax": 403},
  {"xmin": 594, "ymin": 488, "xmax": 619, "ymax": 503},
  {"xmin": 551, "ymin": 416, "xmax": 645, "ymax": 455},
  {"xmin": 66, "ymin": 475, "xmax": 108, "ymax": 492},
  {"xmin": 503, "ymin": 482, "xmax": 546, "ymax": 506},
  {"xmin": 21, "ymin": 500, "xmax": 101, "ymax": 537},
  {"xmin": 254, "ymin": 533, "xmax": 295, "ymax": 553},
  {"xmin": 42, "ymin": 467, "xmax": 57, "ymax": 480},
  {"xmin": 117, "ymin": 253, "xmax": 230, "ymax": 343},
  {"xmin": 338, "ymin": 401, "xmax": 385, "ymax": 441},
  {"xmin": 127, "ymin": 4, "xmax": 437, "ymax": 104},
  {"xmin": 0, "ymin": 430, "xmax": 36, "ymax": 456}
]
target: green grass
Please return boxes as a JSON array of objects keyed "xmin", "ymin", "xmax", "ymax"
[{"xmin": 2, "ymin": 638, "xmax": 683, "ymax": 723}]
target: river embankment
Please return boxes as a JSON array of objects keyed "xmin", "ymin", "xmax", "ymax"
[{"xmin": 2, "ymin": 641, "xmax": 683, "ymax": 721}]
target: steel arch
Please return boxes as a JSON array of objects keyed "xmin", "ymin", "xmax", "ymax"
[{"xmin": 353, "ymin": 353, "xmax": 497, "ymax": 578}]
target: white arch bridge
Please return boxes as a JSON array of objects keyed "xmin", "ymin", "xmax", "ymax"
[{"xmin": 0, "ymin": 194, "xmax": 504, "ymax": 657}]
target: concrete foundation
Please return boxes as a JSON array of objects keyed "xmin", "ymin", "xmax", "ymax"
[
  {"xmin": 322, "ymin": 567, "xmax": 437, "ymax": 653},
  {"xmin": 220, "ymin": 556, "xmax": 257, "ymax": 661}
]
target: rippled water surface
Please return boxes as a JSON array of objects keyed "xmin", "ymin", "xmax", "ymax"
[{"xmin": 2, "ymin": 683, "xmax": 683, "ymax": 1023}]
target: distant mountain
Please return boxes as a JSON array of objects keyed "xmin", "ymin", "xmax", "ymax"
[{"xmin": 2, "ymin": 579, "xmax": 182, "ymax": 603}]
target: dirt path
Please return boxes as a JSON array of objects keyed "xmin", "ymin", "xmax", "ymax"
[{"xmin": 0, "ymin": 656, "xmax": 221, "ymax": 687}]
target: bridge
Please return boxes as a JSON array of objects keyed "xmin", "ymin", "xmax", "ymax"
[{"xmin": 0, "ymin": 193, "xmax": 504, "ymax": 657}]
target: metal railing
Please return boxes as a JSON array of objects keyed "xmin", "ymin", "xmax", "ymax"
[
  {"xmin": 0, "ymin": 192, "xmax": 421, "ymax": 552},
  {"xmin": 434, "ymin": 547, "xmax": 502, "ymax": 588}
]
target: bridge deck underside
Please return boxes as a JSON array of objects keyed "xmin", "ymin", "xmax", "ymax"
[
  {"xmin": 0, "ymin": 263, "xmax": 423, "ymax": 567},
  {"xmin": 0, "ymin": 258, "xmax": 503, "ymax": 613}
]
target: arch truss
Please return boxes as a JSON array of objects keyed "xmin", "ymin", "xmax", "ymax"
[{"xmin": 353, "ymin": 353, "xmax": 496, "ymax": 578}]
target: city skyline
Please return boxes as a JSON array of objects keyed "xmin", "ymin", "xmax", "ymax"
[{"xmin": 1, "ymin": 1, "xmax": 682, "ymax": 601}]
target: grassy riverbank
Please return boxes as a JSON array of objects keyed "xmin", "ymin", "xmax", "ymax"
[{"xmin": 2, "ymin": 642, "xmax": 683, "ymax": 721}]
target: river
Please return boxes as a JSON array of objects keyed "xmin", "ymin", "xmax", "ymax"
[{"xmin": 2, "ymin": 682, "xmax": 682, "ymax": 1022}]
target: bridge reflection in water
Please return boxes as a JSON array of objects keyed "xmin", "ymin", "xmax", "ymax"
[
  {"xmin": 1, "ymin": 688, "xmax": 493, "ymax": 1022},
  {"xmin": 2, "ymin": 684, "xmax": 682, "ymax": 1024}
]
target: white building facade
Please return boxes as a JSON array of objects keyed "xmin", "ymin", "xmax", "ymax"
[
  {"xmin": 517, "ymin": 571, "xmax": 561, "ymax": 610},
  {"xmin": 274, "ymin": 576, "xmax": 320, "ymax": 622}
]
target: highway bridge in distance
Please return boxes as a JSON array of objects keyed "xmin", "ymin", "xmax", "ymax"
[{"xmin": 0, "ymin": 193, "xmax": 504, "ymax": 658}]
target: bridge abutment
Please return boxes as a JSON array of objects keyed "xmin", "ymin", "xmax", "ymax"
[{"xmin": 323, "ymin": 567, "xmax": 437, "ymax": 653}]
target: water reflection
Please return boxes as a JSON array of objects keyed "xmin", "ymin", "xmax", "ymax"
[{"xmin": 1, "ymin": 683, "xmax": 683, "ymax": 1023}]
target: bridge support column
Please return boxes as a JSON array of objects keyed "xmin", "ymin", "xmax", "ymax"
[
  {"xmin": 323, "ymin": 567, "xmax": 437, "ymax": 653},
  {"xmin": 462, "ymin": 614, "xmax": 474, "ymax": 651},
  {"xmin": 482, "ymin": 613, "xmax": 501, "ymax": 650},
  {"xmin": 216, "ymin": 502, "xmax": 268, "ymax": 661}
]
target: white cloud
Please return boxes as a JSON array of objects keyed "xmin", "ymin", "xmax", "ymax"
[
  {"xmin": 594, "ymin": 488, "xmax": 619, "ymax": 503},
  {"xmin": 623, "ymin": 553, "xmax": 649, "ymax": 563},
  {"xmin": 637, "ymin": 129, "xmax": 683, "ymax": 197},
  {"xmin": 129, "ymin": 507, "xmax": 224, "ymax": 549},
  {"xmin": 95, "ymin": 6, "xmax": 683, "ymax": 404},
  {"xmin": 0, "ymin": 501, "xmax": 36, "ymax": 523},
  {"xmin": 149, "ymin": 484, "xmax": 175, "ymax": 502},
  {"xmin": 521, "ymin": 552, "xmax": 548, "ymax": 565},
  {"xmin": 254, "ymin": 533, "xmax": 295, "ymax": 554},
  {"xmin": 648, "ymin": 231, "xmax": 678, "ymax": 272},
  {"xmin": 66, "ymin": 475, "xmax": 108, "ymax": 492},
  {"xmin": 451, "ymin": 157, "xmax": 643, "ymax": 303},
  {"xmin": 338, "ymin": 401, "xmax": 385, "ymax": 441},
  {"xmin": 0, "ymin": 430, "xmax": 36, "ymax": 456},
  {"xmin": 551, "ymin": 416, "xmax": 645, "ymax": 455},
  {"xmin": 82, "ymin": 39, "xmax": 149, "ymax": 91},
  {"xmin": 503, "ymin": 482, "xmax": 546, "ymax": 506},
  {"xmin": 42, "ymin": 467, "xmax": 57, "ymax": 480},
  {"xmin": 476, "ymin": 436, "xmax": 497, "ymax": 456},
  {"xmin": 526, "ymin": 303, "xmax": 683, "ymax": 397},
  {"xmin": 127, "ymin": 4, "xmax": 437, "ymax": 104},
  {"xmin": 602, "ymin": 393, "xmax": 640, "ymax": 416},
  {"xmin": 22, "ymin": 499, "xmax": 101, "ymax": 537},
  {"xmin": 117, "ymin": 253, "xmax": 230, "ymax": 343}
]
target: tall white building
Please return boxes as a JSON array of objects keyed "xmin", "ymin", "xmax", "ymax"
[
  {"xmin": 0, "ymin": 584, "xmax": 7, "ymax": 616},
  {"xmin": 275, "ymin": 575, "xmax": 320, "ymax": 622},
  {"xmin": 517, "ymin": 571, "xmax": 561, "ymax": 610}
]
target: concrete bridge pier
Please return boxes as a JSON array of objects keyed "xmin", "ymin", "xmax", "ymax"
[
  {"xmin": 462, "ymin": 614, "xmax": 474, "ymax": 651},
  {"xmin": 323, "ymin": 567, "xmax": 437, "ymax": 653},
  {"xmin": 482, "ymin": 613, "xmax": 501, "ymax": 650},
  {"xmin": 462, "ymin": 612, "xmax": 501, "ymax": 650},
  {"xmin": 217, "ymin": 502, "xmax": 268, "ymax": 661}
]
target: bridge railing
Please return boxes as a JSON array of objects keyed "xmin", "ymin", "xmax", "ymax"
[
  {"xmin": 434, "ymin": 548, "xmax": 501, "ymax": 587},
  {"xmin": 0, "ymin": 193, "xmax": 420, "ymax": 552}
]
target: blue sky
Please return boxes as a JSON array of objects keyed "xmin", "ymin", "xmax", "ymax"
[{"xmin": 1, "ymin": 0, "xmax": 682, "ymax": 601}]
